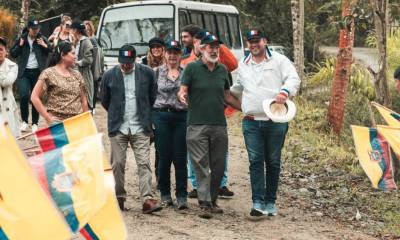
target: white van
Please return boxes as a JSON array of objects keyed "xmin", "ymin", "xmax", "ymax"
[{"xmin": 97, "ymin": 0, "xmax": 244, "ymax": 70}]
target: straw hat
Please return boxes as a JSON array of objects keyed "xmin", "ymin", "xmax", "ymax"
[{"xmin": 262, "ymin": 99, "xmax": 296, "ymax": 123}]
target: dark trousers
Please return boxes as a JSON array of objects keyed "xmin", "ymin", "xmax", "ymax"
[
  {"xmin": 93, "ymin": 78, "xmax": 100, "ymax": 109},
  {"xmin": 152, "ymin": 110, "xmax": 188, "ymax": 199},
  {"xmin": 186, "ymin": 125, "xmax": 228, "ymax": 204},
  {"xmin": 18, "ymin": 68, "xmax": 40, "ymax": 124},
  {"xmin": 242, "ymin": 119, "xmax": 288, "ymax": 204}
]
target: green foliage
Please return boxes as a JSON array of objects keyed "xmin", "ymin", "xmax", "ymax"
[{"xmin": 307, "ymin": 57, "xmax": 375, "ymax": 101}]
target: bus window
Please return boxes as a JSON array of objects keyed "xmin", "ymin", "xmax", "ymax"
[
  {"xmin": 216, "ymin": 14, "xmax": 231, "ymax": 48},
  {"xmin": 189, "ymin": 11, "xmax": 204, "ymax": 28},
  {"xmin": 179, "ymin": 10, "xmax": 189, "ymax": 30},
  {"xmin": 228, "ymin": 14, "xmax": 241, "ymax": 48},
  {"xmin": 203, "ymin": 12, "xmax": 217, "ymax": 36}
]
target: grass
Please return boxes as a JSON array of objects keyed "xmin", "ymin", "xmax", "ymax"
[{"xmin": 227, "ymin": 90, "xmax": 400, "ymax": 237}]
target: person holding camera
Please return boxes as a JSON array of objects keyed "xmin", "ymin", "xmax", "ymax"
[{"xmin": 10, "ymin": 17, "xmax": 52, "ymax": 133}]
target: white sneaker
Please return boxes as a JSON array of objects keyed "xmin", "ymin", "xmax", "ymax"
[
  {"xmin": 20, "ymin": 122, "xmax": 29, "ymax": 132},
  {"xmin": 32, "ymin": 124, "xmax": 38, "ymax": 133}
]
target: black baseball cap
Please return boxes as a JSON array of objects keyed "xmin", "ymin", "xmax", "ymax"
[
  {"xmin": 246, "ymin": 29, "xmax": 265, "ymax": 41},
  {"xmin": 194, "ymin": 29, "xmax": 211, "ymax": 40},
  {"xmin": 27, "ymin": 17, "xmax": 40, "ymax": 29},
  {"xmin": 148, "ymin": 37, "xmax": 165, "ymax": 48},
  {"xmin": 165, "ymin": 40, "xmax": 181, "ymax": 51},
  {"xmin": 200, "ymin": 34, "xmax": 221, "ymax": 45},
  {"xmin": 71, "ymin": 21, "xmax": 85, "ymax": 31},
  {"xmin": 118, "ymin": 44, "xmax": 137, "ymax": 64},
  {"xmin": 0, "ymin": 37, "xmax": 7, "ymax": 47}
]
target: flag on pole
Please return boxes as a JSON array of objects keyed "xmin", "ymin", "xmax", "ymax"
[
  {"xmin": 34, "ymin": 112, "xmax": 111, "ymax": 170},
  {"xmin": 79, "ymin": 172, "xmax": 127, "ymax": 240},
  {"xmin": 371, "ymin": 102, "xmax": 400, "ymax": 128},
  {"xmin": 27, "ymin": 134, "xmax": 107, "ymax": 233},
  {"xmin": 351, "ymin": 125, "xmax": 397, "ymax": 190},
  {"xmin": 376, "ymin": 125, "xmax": 400, "ymax": 163},
  {"xmin": 0, "ymin": 120, "xmax": 71, "ymax": 240}
]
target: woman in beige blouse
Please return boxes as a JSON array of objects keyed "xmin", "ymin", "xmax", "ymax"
[{"xmin": 31, "ymin": 41, "xmax": 88, "ymax": 125}]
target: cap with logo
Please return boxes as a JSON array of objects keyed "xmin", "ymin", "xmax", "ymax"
[
  {"xmin": 165, "ymin": 40, "xmax": 181, "ymax": 51},
  {"xmin": 246, "ymin": 29, "xmax": 265, "ymax": 41},
  {"xmin": 148, "ymin": 37, "xmax": 165, "ymax": 48},
  {"xmin": 27, "ymin": 17, "xmax": 40, "ymax": 29},
  {"xmin": 200, "ymin": 34, "xmax": 222, "ymax": 45},
  {"xmin": 194, "ymin": 29, "xmax": 211, "ymax": 40},
  {"xmin": 118, "ymin": 44, "xmax": 137, "ymax": 64}
]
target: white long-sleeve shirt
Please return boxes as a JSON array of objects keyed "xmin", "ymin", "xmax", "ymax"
[{"xmin": 230, "ymin": 51, "xmax": 300, "ymax": 120}]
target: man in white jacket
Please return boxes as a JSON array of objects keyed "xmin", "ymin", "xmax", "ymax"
[
  {"xmin": 0, "ymin": 37, "xmax": 20, "ymax": 137},
  {"xmin": 231, "ymin": 29, "xmax": 300, "ymax": 217}
]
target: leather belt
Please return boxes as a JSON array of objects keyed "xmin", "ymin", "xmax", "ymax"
[
  {"xmin": 153, "ymin": 108, "xmax": 187, "ymax": 113},
  {"xmin": 243, "ymin": 115, "xmax": 255, "ymax": 121}
]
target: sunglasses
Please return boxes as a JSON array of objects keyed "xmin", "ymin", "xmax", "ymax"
[{"xmin": 65, "ymin": 24, "xmax": 71, "ymax": 28}]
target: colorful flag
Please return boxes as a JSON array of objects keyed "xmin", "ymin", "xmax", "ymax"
[
  {"xmin": 376, "ymin": 125, "xmax": 400, "ymax": 161},
  {"xmin": 0, "ymin": 121, "xmax": 71, "ymax": 240},
  {"xmin": 351, "ymin": 125, "xmax": 397, "ymax": 190},
  {"xmin": 371, "ymin": 102, "xmax": 400, "ymax": 128},
  {"xmin": 27, "ymin": 134, "xmax": 107, "ymax": 233},
  {"xmin": 80, "ymin": 172, "xmax": 127, "ymax": 240},
  {"xmin": 34, "ymin": 112, "xmax": 111, "ymax": 170}
]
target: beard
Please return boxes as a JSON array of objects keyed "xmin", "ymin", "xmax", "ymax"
[{"xmin": 203, "ymin": 51, "xmax": 219, "ymax": 63}]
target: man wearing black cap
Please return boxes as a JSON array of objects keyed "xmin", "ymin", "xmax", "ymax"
[
  {"xmin": 178, "ymin": 34, "xmax": 241, "ymax": 218},
  {"xmin": 10, "ymin": 17, "xmax": 51, "ymax": 133},
  {"xmin": 101, "ymin": 44, "xmax": 161, "ymax": 214},
  {"xmin": 231, "ymin": 29, "xmax": 300, "ymax": 217}
]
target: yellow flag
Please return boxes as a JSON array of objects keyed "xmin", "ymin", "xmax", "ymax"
[
  {"xmin": 351, "ymin": 125, "xmax": 397, "ymax": 190},
  {"xmin": 371, "ymin": 102, "xmax": 400, "ymax": 128},
  {"xmin": 0, "ymin": 122, "xmax": 71, "ymax": 240},
  {"xmin": 79, "ymin": 171, "xmax": 127, "ymax": 240},
  {"xmin": 27, "ymin": 134, "xmax": 107, "ymax": 232}
]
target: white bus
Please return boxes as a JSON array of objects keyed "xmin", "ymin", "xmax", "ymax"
[{"xmin": 97, "ymin": 0, "xmax": 244, "ymax": 70}]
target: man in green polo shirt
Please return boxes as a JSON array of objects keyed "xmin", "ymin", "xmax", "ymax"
[{"xmin": 178, "ymin": 34, "xmax": 241, "ymax": 218}]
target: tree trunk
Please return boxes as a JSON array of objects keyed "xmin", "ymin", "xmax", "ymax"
[
  {"xmin": 291, "ymin": 0, "xmax": 305, "ymax": 84},
  {"xmin": 369, "ymin": 0, "xmax": 391, "ymax": 107},
  {"xmin": 327, "ymin": 0, "xmax": 357, "ymax": 134},
  {"xmin": 20, "ymin": 0, "xmax": 31, "ymax": 32}
]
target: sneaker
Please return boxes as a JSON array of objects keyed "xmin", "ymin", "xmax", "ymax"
[
  {"xmin": 177, "ymin": 197, "xmax": 188, "ymax": 210},
  {"xmin": 20, "ymin": 122, "xmax": 29, "ymax": 132},
  {"xmin": 250, "ymin": 202, "xmax": 266, "ymax": 217},
  {"xmin": 188, "ymin": 189, "xmax": 198, "ymax": 199},
  {"xmin": 31, "ymin": 124, "xmax": 38, "ymax": 133},
  {"xmin": 161, "ymin": 195, "xmax": 174, "ymax": 207},
  {"xmin": 198, "ymin": 203, "xmax": 213, "ymax": 219},
  {"xmin": 211, "ymin": 202, "xmax": 223, "ymax": 214},
  {"xmin": 265, "ymin": 203, "xmax": 278, "ymax": 216},
  {"xmin": 219, "ymin": 186, "xmax": 234, "ymax": 197}
]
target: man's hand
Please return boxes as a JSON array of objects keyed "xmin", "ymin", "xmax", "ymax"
[
  {"xmin": 177, "ymin": 86, "xmax": 188, "ymax": 106},
  {"xmin": 19, "ymin": 38, "xmax": 24, "ymax": 46},
  {"xmin": 275, "ymin": 93, "xmax": 288, "ymax": 104},
  {"xmin": 37, "ymin": 38, "xmax": 48, "ymax": 48}
]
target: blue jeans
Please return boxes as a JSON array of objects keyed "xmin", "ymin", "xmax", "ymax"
[
  {"xmin": 188, "ymin": 151, "xmax": 228, "ymax": 189},
  {"xmin": 242, "ymin": 119, "xmax": 288, "ymax": 204},
  {"xmin": 152, "ymin": 110, "xmax": 187, "ymax": 198}
]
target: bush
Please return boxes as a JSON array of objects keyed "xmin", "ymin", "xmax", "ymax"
[{"xmin": 0, "ymin": 8, "xmax": 17, "ymax": 47}]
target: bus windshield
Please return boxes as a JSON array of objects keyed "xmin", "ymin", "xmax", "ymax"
[{"xmin": 98, "ymin": 4, "xmax": 174, "ymax": 56}]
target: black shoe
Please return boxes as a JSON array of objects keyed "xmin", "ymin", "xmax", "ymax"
[
  {"xmin": 198, "ymin": 203, "xmax": 213, "ymax": 219},
  {"xmin": 188, "ymin": 189, "xmax": 198, "ymax": 198},
  {"xmin": 219, "ymin": 186, "xmax": 234, "ymax": 197}
]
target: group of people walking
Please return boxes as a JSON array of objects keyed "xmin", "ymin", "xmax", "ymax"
[
  {"xmin": 0, "ymin": 17, "xmax": 300, "ymax": 219},
  {"xmin": 101, "ymin": 25, "xmax": 300, "ymax": 218},
  {"xmin": 0, "ymin": 15, "xmax": 102, "ymax": 137}
]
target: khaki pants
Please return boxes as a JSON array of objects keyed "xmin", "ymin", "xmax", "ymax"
[
  {"xmin": 186, "ymin": 125, "xmax": 228, "ymax": 204},
  {"xmin": 110, "ymin": 132, "xmax": 153, "ymax": 202}
]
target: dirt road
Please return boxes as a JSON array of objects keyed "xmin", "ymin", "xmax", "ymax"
[{"xmin": 20, "ymin": 106, "xmax": 377, "ymax": 240}]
